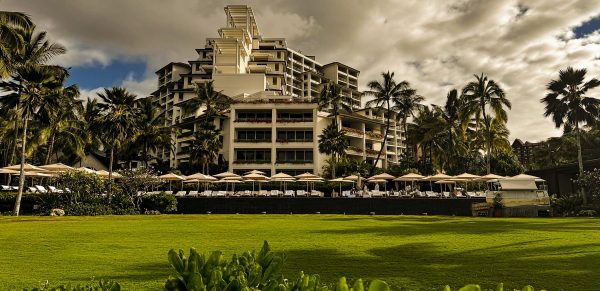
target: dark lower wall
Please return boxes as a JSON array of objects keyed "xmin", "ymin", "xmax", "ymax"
[{"xmin": 176, "ymin": 197, "xmax": 484, "ymax": 216}]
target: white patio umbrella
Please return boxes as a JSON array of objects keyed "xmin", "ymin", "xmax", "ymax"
[
  {"xmin": 39, "ymin": 163, "xmax": 74, "ymax": 173},
  {"xmin": 158, "ymin": 173, "xmax": 185, "ymax": 191},
  {"xmin": 96, "ymin": 170, "xmax": 123, "ymax": 179},
  {"xmin": 511, "ymin": 174, "xmax": 542, "ymax": 180},
  {"xmin": 394, "ymin": 173, "xmax": 425, "ymax": 191},
  {"xmin": 369, "ymin": 173, "xmax": 395, "ymax": 180},
  {"xmin": 244, "ymin": 170, "xmax": 266, "ymax": 175},
  {"xmin": 297, "ymin": 178, "xmax": 323, "ymax": 192},
  {"xmin": 243, "ymin": 173, "xmax": 269, "ymax": 192},
  {"xmin": 422, "ymin": 173, "xmax": 452, "ymax": 192},
  {"xmin": 185, "ymin": 173, "xmax": 217, "ymax": 191},
  {"xmin": 271, "ymin": 173, "xmax": 295, "ymax": 192},
  {"xmin": 0, "ymin": 169, "xmax": 19, "ymax": 174},
  {"xmin": 221, "ymin": 176, "xmax": 243, "ymax": 192},
  {"xmin": 474, "ymin": 173, "xmax": 506, "ymax": 181},
  {"xmin": 330, "ymin": 177, "xmax": 354, "ymax": 196},
  {"xmin": 2, "ymin": 163, "xmax": 47, "ymax": 172},
  {"xmin": 435, "ymin": 179, "xmax": 456, "ymax": 193},
  {"xmin": 214, "ymin": 171, "xmax": 239, "ymax": 178}
]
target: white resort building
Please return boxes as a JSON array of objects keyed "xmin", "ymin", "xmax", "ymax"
[{"xmin": 152, "ymin": 5, "xmax": 406, "ymax": 176}]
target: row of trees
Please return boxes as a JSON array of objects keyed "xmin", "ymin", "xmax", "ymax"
[{"xmin": 0, "ymin": 12, "xmax": 174, "ymax": 214}]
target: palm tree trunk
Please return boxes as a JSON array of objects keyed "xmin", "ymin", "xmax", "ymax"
[
  {"xmin": 9, "ymin": 113, "xmax": 19, "ymax": 165},
  {"xmin": 108, "ymin": 147, "xmax": 114, "ymax": 196},
  {"xmin": 481, "ymin": 106, "xmax": 490, "ymax": 174},
  {"xmin": 13, "ymin": 116, "xmax": 28, "ymax": 216},
  {"xmin": 576, "ymin": 123, "xmax": 586, "ymax": 204},
  {"xmin": 371, "ymin": 102, "xmax": 391, "ymax": 175},
  {"xmin": 45, "ymin": 131, "xmax": 56, "ymax": 165},
  {"xmin": 332, "ymin": 154, "xmax": 336, "ymax": 179},
  {"xmin": 403, "ymin": 118, "xmax": 408, "ymax": 159}
]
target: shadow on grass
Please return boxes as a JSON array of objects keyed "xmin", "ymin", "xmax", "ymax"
[
  {"xmin": 64, "ymin": 262, "xmax": 171, "ymax": 283},
  {"xmin": 283, "ymin": 240, "xmax": 600, "ymax": 290}
]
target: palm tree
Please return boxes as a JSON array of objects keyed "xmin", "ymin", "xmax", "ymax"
[
  {"xmin": 432, "ymin": 89, "xmax": 464, "ymax": 170},
  {"xmin": 541, "ymin": 67, "xmax": 600, "ymax": 204},
  {"xmin": 182, "ymin": 80, "xmax": 230, "ymax": 126},
  {"xmin": 364, "ymin": 71, "xmax": 417, "ymax": 173},
  {"xmin": 129, "ymin": 98, "xmax": 172, "ymax": 168},
  {"xmin": 95, "ymin": 87, "xmax": 141, "ymax": 194},
  {"xmin": 318, "ymin": 123, "xmax": 349, "ymax": 178},
  {"xmin": 2, "ymin": 25, "xmax": 66, "ymax": 166},
  {"xmin": 0, "ymin": 65, "xmax": 67, "ymax": 216},
  {"xmin": 462, "ymin": 73, "xmax": 511, "ymax": 173},
  {"xmin": 189, "ymin": 123, "xmax": 222, "ymax": 174},
  {"xmin": 0, "ymin": 11, "xmax": 32, "ymax": 78},
  {"xmin": 392, "ymin": 87, "xmax": 423, "ymax": 158},
  {"xmin": 317, "ymin": 82, "xmax": 352, "ymax": 126}
]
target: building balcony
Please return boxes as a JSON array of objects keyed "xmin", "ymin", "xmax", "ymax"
[
  {"xmin": 365, "ymin": 148, "xmax": 380, "ymax": 157},
  {"xmin": 341, "ymin": 127, "xmax": 364, "ymax": 138},
  {"xmin": 365, "ymin": 131, "xmax": 384, "ymax": 141},
  {"xmin": 276, "ymin": 118, "xmax": 313, "ymax": 123},
  {"xmin": 275, "ymin": 160, "xmax": 313, "ymax": 166},
  {"xmin": 234, "ymin": 139, "xmax": 272, "ymax": 144},
  {"xmin": 345, "ymin": 146, "xmax": 364, "ymax": 156}
]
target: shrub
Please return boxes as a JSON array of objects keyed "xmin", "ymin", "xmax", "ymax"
[
  {"xmin": 116, "ymin": 168, "xmax": 161, "ymax": 209},
  {"xmin": 141, "ymin": 192, "xmax": 178, "ymax": 214},
  {"xmin": 551, "ymin": 193, "xmax": 583, "ymax": 216},
  {"xmin": 54, "ymin": 171, "xmax": 107, "ymax": 205},
  {"xmin": 574, "ymin": 168, "xmax": 600, "ymax": 204}
]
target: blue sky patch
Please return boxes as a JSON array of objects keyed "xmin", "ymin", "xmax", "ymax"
[
  {"xmin": 573, "ymin": 15, "xmax": 600, "ymax": 38},
  {"xmin": 66, "ymin": 59, "xmax": 147, "ymax": 90}
]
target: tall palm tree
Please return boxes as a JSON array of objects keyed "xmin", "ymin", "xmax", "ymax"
[
  {"xmin": 189, "ymin": 123, "xmax": 222, "ymax": 174},
  {"xmin": 317, "ymin": 82, "xmax": 352, "ymax": 126},
  {"xmin": 95, "ymin": 87, "xmax": 140, "ymax": 194},
  {"xmin": 130, "ymin": 98, "xmax": 172, "ymax": 168},
  {"xmin": 462, "ymin": 73, "xmax": 511, "ymax": 173},
  {"xmin": 391, "ymin": 87, "xmax": 423, "ymax": 156},
  {"xmin": 0, "ymin": 11, "xmax": 32, "ymax": 78},
  {"xmin": 364, "ymin": 71, "xmax": 417, "ymax": 173},
  {"xmin": 318, "ymin": 123, "xmax": 349, "ymax": 178},
  {"xmin": 432, "ymin": 89, "xmax": 464, "ymax": 170},
  {"xmin": 541, "ymin": 67, "xmax": 600, "ymax": 204},
  {"xmin": 182, "ymin": 80, "xmax": 230, "ymax": 126},
  {"xmin": 3, "ymin": 25, "xmax": 66, "ymax": 166},
  {"xmin": 0, "ymin": 65, "xmax": 67, "ymax": 216}
]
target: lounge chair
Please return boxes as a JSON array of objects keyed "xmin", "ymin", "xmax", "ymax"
[
  {"xmin": 371, "ymin": 190, "xmax": 383, "ymax": 197},
  {"xmin": 241, "ymin": 190, "xmax": 253, "ymax": 197},
  {"xmin": 388, "ymin": 191, "xmax": 399, "ymax": 198},
  {"xmin": 164, "ymin": 191, "xmax": 174, "ymax": 195},
  {"xmin": 49, "ymin": 186, "xmax": 64, "ymax": 193},
  {"xmin": 466, "ymin": 192, "xmax": 477, "ymax": 198},
  {"xmin": 175, "ymin": 191, "xmax": 187, "ymax": 197},
  {"xmin": 455, "ymin": 192, "xmax": 465, "ymax": 198},
  {"xmin": 230, "ymin": 191, "xmax": 242, "ymax": 197},
  {"xmin": 270, "ymin": 190, "xmax": 280, "ymax": 197},
  {"xmin": 187, "ymin": 190, "xmax": 199, "ymax": 197},
  {"xmin": 35, "ymin": 185, "xmax": 48, "ymax": 193},
  {"xmin": 310, "ymin": 190, "xmax": 322, "ymax": 197},
  {"xmin": 215, "ymin": 191, "xmax": 226, "ymax": 197},
  {"xmin": 296, "ymin": 190, "xmax": 307, "ymax": 197},
  {"xmin": 257, "ymin": 190, "xmax": 268, "ymax": 197},
  {"xmin": 426, "ymin": 191, "xmax": 439, "ymax": 198},
  {"xmin": 342, "ymin": 190, "xmax": 351, "ymax": 197},
  {"xmin": 226, "ymin": 191, "xmax": 235, "ymax": 197},
  {"xmin": 284, "ymin": 190, "xmax": 295, "ymax": 197},
  {"xmin": 27, "ymin": 186, "xmax": 38, "ymax": 193},
  {"xmin": 199, "ymin": 190, "xmax": 212, "ymax": 197},
  {"xmin": 442, "ymin": 192, "xmax": 450, "ymax": 198},
  {"xmin": 1, "ymin": 185, "xmax": 11, "ymax": 191}
]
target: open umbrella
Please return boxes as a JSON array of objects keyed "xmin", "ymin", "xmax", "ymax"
[
  {"xmin": 214, "ymin": 171, "xmax": 239, "ymax": 178},
  {"xmin": 244, "ymin": 170, "xmax": 266, "ymax": 175},
  {"xmin": 295, "ymin": 172, "xmax": 319, "ymax": 179},
  {"xmin": 243, "ymin": 173, "xmax": 268, "ymax": 193},
  {"xmin": 76, "ymin": 167, "xmax": 97, "ymax": 174},
  {"xmin": 369, "ymin": 173, "xmax": 395, "ymax": 180},
  {"xmin": 39, "ymin": 163, "xmax": 74, "ymax": 173},
  {"xmin": 271, "ymin": 173, "xmax": 295, "ymax": 192},
  {"xmin": 96, "ymin": 170, "xmax": 123, "ymax": 179},
  {"xmin": 158, "ymin": 173, "xmax": 184, "ymax": 191},
  {"xmin": 330, "ymin": 177, "xmax": 354, "ymax": 197}
]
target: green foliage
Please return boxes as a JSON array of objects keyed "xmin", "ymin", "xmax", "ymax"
[
  {"xmin": 550, "ymin": 193, "xmax": 583, "ymax": 216},
  {"xmin": 574, "ymin": 168, "xmax": 600, "ymax": 204},
  {"xmin": 54, "ymin": 171, "xmax": 106, "ymax": 204},
  {"xmin": 490, "ymin": 151, "xmax": 524, "ymax": 177},
  {"xmin": 16, "ymin": 280, "xmax": 120, "ymax": 291},
  {"xmin": 116, "ymin": 168, "xmax": 160, "ymax": 208},
  {"xmin": 164, "ymin": 241, "xmax": 286, "ymax": 291},
  {"xmin": 141, "ymin": 192, "xmax": 178, "ymax": 214}
]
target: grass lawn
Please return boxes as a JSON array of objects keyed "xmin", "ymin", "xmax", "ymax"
[{"xmin": 1, "ymin": 215, "xmax": 599, "ymax": 290}]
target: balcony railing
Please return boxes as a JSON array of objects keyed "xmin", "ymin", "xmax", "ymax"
[
  {"xmin": 276, "ymin": 118, "xmax": 313, "ymax": 123},
  {"xmin": 365, "ymin": 131, "xmax": 384, "ymax": 140},
  {"xmin": 234, "ymin": 119, "xmax": 272, "ymax": 123},
  {"xmin": 346, "ymin": 146, "xmax": 364, "ymax": 154},
  {"xmin": 341, "ymin": 127, "xmax": 365, "ymax": 136},
  {"xmin": 365, "ymin": 148, "xmax": 380, "ymax": 156},
  {"xmin": 275, "ymin": 160, "xmax": 313, "ymax": 164}
]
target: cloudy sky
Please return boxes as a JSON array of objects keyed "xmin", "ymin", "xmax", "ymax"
[{"xmin": 4, "ymin": 0, "xmax": 600, "ymax": 142}]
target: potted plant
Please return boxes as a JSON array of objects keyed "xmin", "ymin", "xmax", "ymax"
[{"xmin": 492, "ymin": 193, "xmax": 504, "ymax": 217}]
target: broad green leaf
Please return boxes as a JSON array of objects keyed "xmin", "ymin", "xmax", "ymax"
[{"xmin": 367, "ymin": 279, "xmax": 389, "ymax": 291}]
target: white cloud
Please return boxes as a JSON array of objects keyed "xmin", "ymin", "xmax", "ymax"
[{"xmin": 4, "ymin": 0, "xmax": 600, "ymax": 142}]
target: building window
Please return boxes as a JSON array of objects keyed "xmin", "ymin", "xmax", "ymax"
[
  {"xmin": 178, "ymin": 93, "xmax": 183, "ymax": 101},
  {"xmin": 272, "ymin": 78, "xmax": 277, "ymax": 85},
  {"xmin": 235, "ymin": 149, "xmax": 271, "ymax": 163},
  {"xmin": 276, "ymin": 150, "xmax": 313, "ymax": 163},
  {"xmin": 276, "ymin": 112, "xmax": 312, "ymax": 122},
  {"xmin": 236, "ymin": 130, "xmax": 272, "ymax": 142},
  {"xmin": 275, "ymin": 64, "xmax": 280, "ymax": 71},
  {"xmin": 236, "ymin": 111, "xmax": 272, "ymax": 122},
  {"xmin": 276, "ymin": 130, "xmax": 313, "ymax": 142}
]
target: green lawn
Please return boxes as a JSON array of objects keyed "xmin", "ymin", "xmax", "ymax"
[{"xmin": 0, "ymin": 215, "xmax": 599, "ymax": 290}]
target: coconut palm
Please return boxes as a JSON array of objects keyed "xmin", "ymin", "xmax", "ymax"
[
  {"xmin": 0, "ymin": 64, "xmax": 67, "ymax": 215},
  {"xmin": 129, "ymin": 98, "xmax": 172, "ymax": 168},
  {"xmin": 318, "ymin": 82, "xmax": 352, "ymax": 126},
  {"xmin": 189, "ymin": 123, "xmax": 221, "ymax": 174},
  {"xmin": 318, "ymin": 123, "xmax": 349, "ymax": 178},
  {"xmin": 462, "ymin": 73, "xmax": 511, "ymax": 173},
  {"xmin": 95, "ymin": 87, "xmax": 141, "ymax": 194},
  {"xmin": 0, "ymin": 11, "xmax": 32, "ymax": 78},
  {"xmin": 364, "ymin": 71, "xmax": 417, "ymax": 173},
  {"xmin": 182, "ymin": 80, "xmax": 230, "ymax": 126},
  {"xmin": 432, "ymin": 89, "xmax": 465, "ymax": 170},
  {"xmin": 541, "ymin": 67, "xmax": 600, "ymax": 204},
  {"xmin": 392, "ymin": 87, "xmax": 424, "ymax": 157}
]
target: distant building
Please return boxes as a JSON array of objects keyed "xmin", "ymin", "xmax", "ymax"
[
  {"xmin": 151, "ymin": 5, "xmax": 406, "ymax": 175},
  {"xmin": 512, "ymin": 139, "xmax": 544, "ymax": 165}
]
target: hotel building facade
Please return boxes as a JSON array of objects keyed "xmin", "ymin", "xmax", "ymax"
[{"xmin": 152, "ymin": 5, "xmax": 406, "ymax": 176}]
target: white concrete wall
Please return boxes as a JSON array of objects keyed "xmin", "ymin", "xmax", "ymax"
[{"xmin": 212, "ymin": 74, "xmax": 266, "ymax": 97}]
